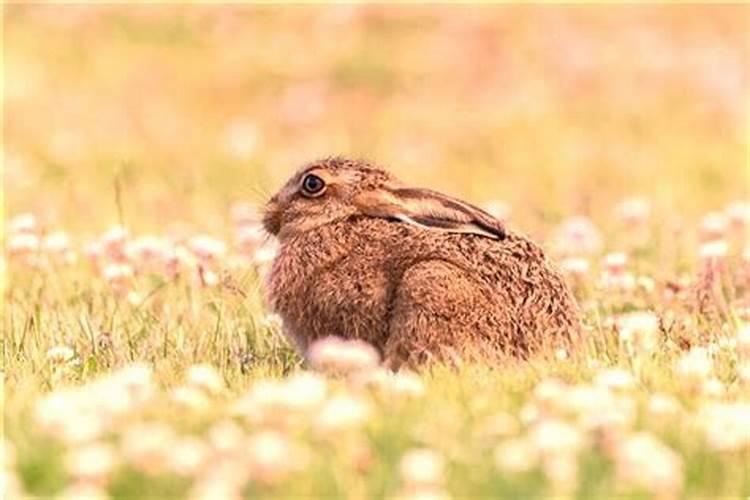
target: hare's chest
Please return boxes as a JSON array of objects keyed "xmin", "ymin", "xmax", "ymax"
[
  {"xmin": 268, "ymin": 248, "xmax": 393, "ymax": 352},
  {"xmin": 305, "ymin": 259, "xmax": 392, "ymax": 346}
]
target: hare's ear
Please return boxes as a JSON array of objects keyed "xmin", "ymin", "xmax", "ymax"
[{"xmin": 354, "ymin": 187, "xmax": 506, "ymax": 240}]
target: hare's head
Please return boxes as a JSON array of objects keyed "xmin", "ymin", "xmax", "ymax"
[{"xmin": 263, "ymin": 156, "xmax": 506, "ymax": 242}]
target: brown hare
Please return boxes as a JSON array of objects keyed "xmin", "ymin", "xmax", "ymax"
[{"xmin": 263, "ymin": 157, "xmax": 581, "ymax": 367}]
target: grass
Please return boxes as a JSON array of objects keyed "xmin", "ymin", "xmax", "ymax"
[{"xmin": 3, "ymin": 4, "xmax": 750, "ymax": 499}]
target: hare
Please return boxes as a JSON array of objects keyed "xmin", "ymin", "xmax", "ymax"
[{"xmin": 263, "ymin": 157, "xmax": 581, "ymax": 367}]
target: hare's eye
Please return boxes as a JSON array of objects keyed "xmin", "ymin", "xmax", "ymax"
[{"xmin": 301, "ymin": 174, "xmax": 326, "ymax": 197}]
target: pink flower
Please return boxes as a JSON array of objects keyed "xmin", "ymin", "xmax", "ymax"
[
  {"xmin": 600, "ymin": 254, "xmax": 635, "ymax": 292},
  {"xmin": 101, "ymin": 226, "xmax": 129, "ymax": 261},
  {"xmin": 126, "ymin": 236, "xmax": 170, "ymax": 268},
  {"xmin": 102, "ymin": 263, "xmax": 134, "ymax": 296},
  {"xmin": 7, "ymin": 233, "xmax": 39, "ymax": 257},
  {"xmin": 603, "ymin": 252, "xmax": 628, "ymax": 275},
  {"xmin": 164, "ymin": 245, "xmax": 197, "ymax": 279},
  {"xmin": 699, "ymin": 212, "xmax": 728, "ymax": 242},
  {"xmin": 189, "ymin": 235, "xmax": 227, "ymax": 263},
  {"xmin": 615, "ymin": 198, "xmax": 650, "ymax": 226},
  {"xmin": 245, "ymin": 430, "xmax": 305, "ymax": 484},
  {"xmin": 8, "ymin": 213, "xmax": 38, "ymax": 234},
  {"xmin": 559, "ymin": 257, "xmax": 590, "ymax": 278},
  {"xmin": 725, "ymin": 201, "xmax": 750, "ymax": 229},
  {"xmin": 552, "ymin": 216, "xmax": 602, "ymax": 256},
  {"xmin": 698, "ymin": 240, "xmax": 728, "ymax": 264}
]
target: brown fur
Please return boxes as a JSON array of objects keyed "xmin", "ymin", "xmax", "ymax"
[{"xmin": 263, "ymin": 157, "xmax": 581, "ymax": 367}]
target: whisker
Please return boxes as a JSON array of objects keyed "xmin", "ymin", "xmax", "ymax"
[{"xmin": 235, "ymin": 180, "xmax": 273, "ymax": 207}]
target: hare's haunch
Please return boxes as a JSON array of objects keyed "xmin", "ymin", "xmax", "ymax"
[{"xmin": 263, "ymin": 157, "xmax": 581, "ymax": 366}]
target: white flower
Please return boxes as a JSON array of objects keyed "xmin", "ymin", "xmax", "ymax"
[
  {"xmin": 699, "ymin": 212, "xmax": 728, "ymax": 240},
  {"xmin": 494, "ymin": 438, "xmax": 538, "ymax": 473},
  {"xmin": 46, "ymin": 345, "xmax": 76, "ymax": 364},
  {"xmin": 603, "ymin": 252, "xmax": 628, "ymax": 274},
  {"xmin": 615, "ymin": 198, "xmax": 650, "ymax": 225},
  {"xmin": 120, "ymin": 422, "xmax": 176, "ymax": 475},
  {"xmin": 315, "ymin": 394, "xmax": 371, "ymax": 435},
  {"xmin": 356, "ymin": 369, "xmax": 425, "ymax": 398},
  {"xmin": 307, "ymin": 336, "xmax": 380, "ymax": 374},
  {"xmin": 280, "ymin": 372, "xmax": 329, "ymax": 411},
  {"xmin": 7, "ymin": 233, "xmax": 40, "ymax": 256},
  {"xmin": 245, "ymin": 430, "xmax": 303, "ymax": 484},
  {"xmin": 617, "ymin": 311, "xmax": 660, "ymax": 355},
  {"xmin": 529, "ymin": 419, "xmax": 584, "ymax": 456},
  {"xmin": 186, "ymin": 363, "xmax": 225, "ymax": 395},
  {"xmin": 232, "ymin": 372, "xmax": 328, "ymax": 424},
  {"xmin": 594, "ymin": 368, "xmax": 635, "ymax": 392},
  {"xmin": 614, "ymin": 432, "xmax": 683, "ymax": 497},
  {"xmin": 35, "ymin": 391, "xmax": 104, "ymax": 444},
  {"xmin": 168, "ymin": 437, "xmax": 209, "ymax": 476},
  {"xmin": 559, "ymin": 257, "xmax": 590, "ymax": 278},
  {"xmin": 675, "ymin": 347, "xmax": 713, "ymax": 384},
  {"xmin": 699, "ymin": 240, "xmax": 728, "ymax": 262},
  {"xmin": 208, "ymin": 420, "xmax": 245, "ymax": 455},
  {"xmin": 65, "ymin": 442, "xmax": 117, "ymax": 482},
  {"xmin": 9, "ymin": 213, "xmax": 37, "ymax": 234},
  {"xmin": 189, "ymin": 235, "xmax": 227, "ymax": 262},
  {"xmin": 647, "ymin": 394, "xmax": 681, "ymax": 419},
  {"xmin": 399, "ymin": 448, "xmax": 445, "ymax": 487},
  {"xmin": 698, "ymin": 403, "xmax": 750, "ymax": 452},
  {"xmin": 171, "ymin": 386, "xmax": 211, "ymax": 413},
  {"xmin": 42, "ymin": 231, "xmax": 71, "ymax": 254},
  {"xmin": 701, "ymin": 378, "xmax": 725, "ymax": 398}
]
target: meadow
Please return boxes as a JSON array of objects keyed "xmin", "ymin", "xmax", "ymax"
[{"xmin": 3, "ymin": 5, "xmax": 750, "ymax": 499}]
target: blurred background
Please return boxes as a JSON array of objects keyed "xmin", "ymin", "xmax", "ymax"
[{"xmin": 4, "ymin": 4, "xmax": 748, "ymax": 236}]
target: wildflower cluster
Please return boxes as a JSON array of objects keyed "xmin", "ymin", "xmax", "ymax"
[{"xmin": 6, "ymin": 209, "xmax": 277, "ymax": 302}]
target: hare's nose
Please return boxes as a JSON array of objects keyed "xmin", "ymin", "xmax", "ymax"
[{"xmin": 262, "ymin": 201, "xmax": 282, "ymax": 236}]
